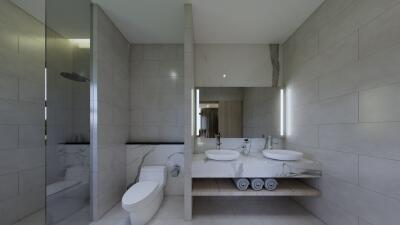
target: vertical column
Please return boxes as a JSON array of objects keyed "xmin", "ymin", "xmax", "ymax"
[
  {"xmin": 183, "ymin": 3, "xmax": 194, "ymax": 221},
  {"xmin": 90, "ymin": 4, "xmax": 99, "ymax": 220}
]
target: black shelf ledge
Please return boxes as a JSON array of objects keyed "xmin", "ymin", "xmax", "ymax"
[
  {"xmin": 126, "ymin": 142, "xmax": 184, "ymax": 145},
  {"xmin": 60, "ymin": 142, "xmax": 90, "ymax": 145}
]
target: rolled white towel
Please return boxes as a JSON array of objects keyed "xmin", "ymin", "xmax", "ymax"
[
  {"xmin": 249, "ymin": 178, "xmax": 264, "ymax": 191},
  {"xmin": 264, "ymin": 178, "xmax": 278, "ymax": 191},
  {"xmin": 232, "ymin": 178, "xmax": 250, "ymax": 191}
]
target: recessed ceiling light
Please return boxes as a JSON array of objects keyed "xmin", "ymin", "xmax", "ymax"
[{"xmin": 222, "ymin": 74, "xmax": 227, "ymax": 78}]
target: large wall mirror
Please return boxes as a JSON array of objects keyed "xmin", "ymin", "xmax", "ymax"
[{"xmin": 197, "ymin": 87, "xmax": 282, "ymax": 138}]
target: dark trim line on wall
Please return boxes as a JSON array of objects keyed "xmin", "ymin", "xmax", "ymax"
[
  {"xmin": 62, "ymin": 142, "xmax": 91, "ymax": 145},
  {"xmin": 126, "ymin": 142, "xmax": 184, "ymax": 145}
]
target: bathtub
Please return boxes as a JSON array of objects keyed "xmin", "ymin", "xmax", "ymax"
[{"xmin": 46, "ymin": 166, "xmax": 89, "ymax": 224}]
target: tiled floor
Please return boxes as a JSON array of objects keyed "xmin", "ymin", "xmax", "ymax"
[
  {"xmin": 90, "ymin": 196, "xmax": 326, "ymax": 225},
  {"xmin": 13, "ymin": 210, "xmax": 44, "ymax": 225},
  {"xmin": 12, "ymin": 205, "xmax": 90, "ymax": 225},
  {"xmin": 55, "ymin": 205, "xmax": 91, "ymax": 225}
]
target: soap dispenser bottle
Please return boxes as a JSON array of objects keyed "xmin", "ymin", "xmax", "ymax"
[{"xmin": 242, "ymin": 138, "xmax": 250, "ymax": 155}]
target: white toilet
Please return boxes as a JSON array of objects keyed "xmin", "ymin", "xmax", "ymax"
[{"xmin": 122, "ymin": 166, "xmax": 167, "ymax": 225}]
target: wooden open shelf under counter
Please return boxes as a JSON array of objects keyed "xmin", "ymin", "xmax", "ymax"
[{"xmin": 192, "ymin": 178, "xmax": 320, "ymax": 197}]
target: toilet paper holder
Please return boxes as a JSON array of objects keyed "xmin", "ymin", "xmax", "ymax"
[{"xmin": 170, "ymin": 164, "xmax": 181, "ymax": 177}]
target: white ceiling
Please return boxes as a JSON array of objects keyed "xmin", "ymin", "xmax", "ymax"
[
  {"xmin": 12, "ymin": 0, "xmax": 324, "ymax": 44},
  {"xmin": 192, "ymin": 0, "xmax": 324, "ymax": 44},
  {"xmin": 12, "ymin": 0, "xmax": 45, "ymax": 23},
  {"xmin": 92, "ymin": 0, "xmax": 186, "ymax": 44},
  {"xmin": 94, "ymin": 0, "xmax": 324, "ymax": 44}
]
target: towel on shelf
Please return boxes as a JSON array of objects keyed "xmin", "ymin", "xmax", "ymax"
[
  {"xmin": 264, "ymin": 178, "xmax": 279, "ymax": 191},
  {"xmin": 249, "ymin": 178, "xmax": 264, "ymax": 191},
  {"xmin": 232, "ymin": 178, "xmax": 250, "ymax": 191}
]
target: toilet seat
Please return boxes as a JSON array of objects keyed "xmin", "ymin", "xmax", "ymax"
[{"xmin": 122, "ymin": 181, "xmax": 159, "ymax": 209}]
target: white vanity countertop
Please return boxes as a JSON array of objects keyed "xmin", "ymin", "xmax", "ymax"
[{"xmin": 192, "ymin": 152, "xmax": 322, "ymax": 178}]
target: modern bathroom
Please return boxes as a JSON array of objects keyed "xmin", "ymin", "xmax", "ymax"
[{"xmin": 1, "ymin": 0, "xmax": 400, "ymax": 225}]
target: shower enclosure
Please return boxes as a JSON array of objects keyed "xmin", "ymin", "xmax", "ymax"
[
  {"xmin": 46, "ymin": 0, "xmax": 91, "ymax": 224},
  {"xmin": 0, "ymin": 0, "xmax": 92, "ymax": 225}
]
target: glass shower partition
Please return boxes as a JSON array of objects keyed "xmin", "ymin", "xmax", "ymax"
[
  {"xmin": 0, "ymin": 1, "xmax": 91, "ymax": 224},
  {"xmin": 45, "ymin": 0, "xmax": 91, "ymax": 224},
  {"xmin": 0, "ymin": 0, "xmax": 45, "ymax": 225}
]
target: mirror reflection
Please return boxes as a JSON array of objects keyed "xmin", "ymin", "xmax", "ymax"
[{"xmin": 197, "ymin": 87, "xmax": 281, "ymax": 138}]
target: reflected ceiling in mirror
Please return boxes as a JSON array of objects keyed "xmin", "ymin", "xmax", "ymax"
[{"xmin": 197, "ymin": 87, "xmax": 281, "ymax": 138}]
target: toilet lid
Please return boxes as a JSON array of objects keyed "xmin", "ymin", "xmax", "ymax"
[{"xmin": 122, "ymin": 181, "xmax": 158, "ymax": 206}]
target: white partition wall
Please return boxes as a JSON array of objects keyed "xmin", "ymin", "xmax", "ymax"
[{"xmin": 91, "ymin": 4, "xmax": 130, "ymax": 220}]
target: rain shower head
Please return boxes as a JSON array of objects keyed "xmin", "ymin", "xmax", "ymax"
[{"xmin": 60, "ymin": 72, "xmax": 90, "ymax": 82}]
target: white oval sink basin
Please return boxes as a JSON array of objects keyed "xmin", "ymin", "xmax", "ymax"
[
  {"xmin": 262, "ymin": 150, "xmax": 303, "ymax": 161},
  {"xmin": 205, "ymin": 150, "xmax": 240, "ymax": 161}
]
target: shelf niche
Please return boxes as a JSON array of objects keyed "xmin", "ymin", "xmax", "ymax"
[{"xmin": 192, "ymin": 178, "xmax": 320, "ymax": 197}]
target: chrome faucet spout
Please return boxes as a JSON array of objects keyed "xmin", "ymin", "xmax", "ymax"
[
  {"xmin": 215, "ymin": 132, "xmax": 221, "ymax": 150},
  {"xmin": 267, "ymin": 135, "xmax": 273, "ymax": 150}
]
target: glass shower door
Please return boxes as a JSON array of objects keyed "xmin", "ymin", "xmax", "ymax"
[{"xmin": 45, "ymin": 0, "xmax": 91, "ymax": 224}]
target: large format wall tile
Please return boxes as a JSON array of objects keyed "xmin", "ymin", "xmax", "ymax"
[
  {"xmin": 286, "ymin": 125, "xmax": 319, "ymax": 148},
  {"xmin": 359, "ymin": 82, "xmax": 400, "ymax": 122},
  {"xmin": 0, "ymin": 125, "xmax": 18, "ymax": 150},
  {"xmin": 359, "ymin": 3, "xmax": 400, "ymax": 59},
  {"xmin": 0, "ymin": 173, "xmax": 18, "ymax": 201},
  {"xmin": 0, "ymin": 74, "xmax": 18, "ymax": 100},
  {"xmin": 292, "ymin": 93, "xmax": 358, "ymax": 126},
  {"xmin": 92, "ymin": 5, "xmax": 130, "ymax": 220},
  {"xmin": 319, "ymin": 123, "xmax": 400, "ymax": 160},
  {"xmin": 19, "ymin": 125, "xmax": 44, "ymax": 148},
  {"xmin": 296, "ymin": 196, "xmax": 358, "ymax": 225},
  {"xmin": 313, "ymin": 149, "xmax": 358, "ymax": 184},
  {"xmin": 318, "ymin": 0, "xmax": 400, "ymax": 51},
  {"xmin": 359, "ymin": 155, "xmax": 400, "ymax": 200},
  {"xmin": 315, "ymin": 93, "xmax": 358, "ymax": 124},
  {"xmin": 129, "ymin": 44, "xmax": 184, "ymax": 142},
  {"xmin": 0, "ymin": 2, "xmax": 45, "ymax": 224},
  {"xmin": 283, "ymin": 0, "xmax": 400, "ymax": 224},
  {"xmin": 319, "ymin": 175, "xmax": 400, "ymax": 225}
]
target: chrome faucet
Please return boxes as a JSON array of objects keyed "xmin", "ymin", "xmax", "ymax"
[
  {"xmin": 215, "ymin": 132, "xmax": 221, "ymax": 150},
  {"xmin": 263, "ymin": 134, "xmax": 273, "ymax": 150}
]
